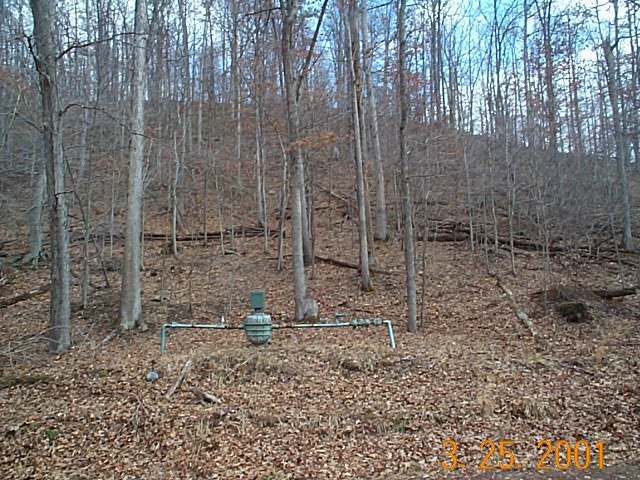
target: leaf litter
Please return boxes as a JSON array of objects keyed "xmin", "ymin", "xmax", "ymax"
[{"xmin": 0, "ymin": 222, "xmax": 638, "ymax": 479}]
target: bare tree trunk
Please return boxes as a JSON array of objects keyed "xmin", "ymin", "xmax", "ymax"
[
  {"xmin": 211, "ymin": 152, "xmax": 227, "ymax": 254},
  {"xmin": 603, "ymin": 40, "xmax": 635, "ymax": 251},
  {"xmin": 252, "ymin": 12, "xmax": 269, "ymax": 252},
  {"xmin": 462, "ymin": 139, "xmax": 475, "ymax": 253},
  {"xmin": 171, "ymin": 131, "xmax": 181, "ymax": 257},
  {"xmin": 300, "ymin": 155, "xmax": 314, "ymax": 266},
  {"xmin": 230, "ymin": 0, "xmax": 243, "ymax": 194},
  {"xmin": 282, "ymin": 0, "xmax": 310, "ymax": 321},
  {"xmin": 345, "ymin": 0, "xmax": 372, "ymax": 291},
  {"xmin": 81, "ymin": 175, "xmax": 92, "ymax": 309},
  {"xmin": 361, "ymin": 0, "xmax": 387, "ymax": 241},
  {"xmin": 203, "ymin": 168, "xmax": 208, "ymax": 246},
  {"xmin": 120, "ymin": 0, "xmax": 149, "ymax": 331},
  {"xmin": 255, "ymin": 105, "xmax": 266, "ymax": 226},
  {"xmin": 177, "ymin": 0, "xmax": 192, "ymax": 155},
  {"xmin": 506, "ymin": 145, "xmax": 517, "ymax": 275},
  {"xmin": 22, "ymin": 153, "xmax": 46, "ymax": 266},
  {"xmin": 567, "ymin": 25, "xmax": 584, "ymax": 154},
  {"xmin": 534, "ymin": 0, "xmax": 558, "ymax": 150},
  {"xmin": 30, "ymin": 0, "xmax": 72, "ymax": 352},
  {"xmin": 276, "ymin": 146, "xmax": 288, "ymax": 271},
  {"xmin": 481, "ymin": 169, "xmax": 491, "ymax": 274},
  {"xmin": 398, "ymin": 0, "xmax": 417, "ymax": 332},
  {"xmin": 628, "ymin": 2, "xmax": 640, "ymax": 172}
]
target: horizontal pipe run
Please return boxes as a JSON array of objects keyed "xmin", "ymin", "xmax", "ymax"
[
  {"xmin": 273, "ymin": 322, "xmax": 352, "ymax": 329},
  {"xmin": 164, "ymin": 323, "xmax": 229, "ymax": 329},
  {"xmin": 161, "ymin": 318, "xmax": 397, "ymax": 353},
  {"xmin": 273, "ymin": 319, "xmax": 396, "ymax": 349},
  {"xmin": 161, "ymin": 321, "xmax": 231, "ymax": 353}
]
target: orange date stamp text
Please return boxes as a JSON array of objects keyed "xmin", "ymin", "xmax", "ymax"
[{"xmin": 440, "ymin": 438, "xmax": 605, "ymax": 471}]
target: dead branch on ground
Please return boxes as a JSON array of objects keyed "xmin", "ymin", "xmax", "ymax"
[
  {"xmin": 0, "ymin": 284, "xmax": 49, "ymax": 309},
  {"xmin": 166, "ymin": 358, "xmax": 192, "ymax": 399},
  {"xmin": 496, "ymin": 277, "xmax": 546, "ymax": 347},
  {"xmin": 189, "ymin": 386, "xmax": 222, "ymax": 405}
]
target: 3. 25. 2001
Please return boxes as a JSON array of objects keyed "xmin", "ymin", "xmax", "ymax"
[{"xmin": 440, "ymin": 438, "xmax": 605, "ymax": 471}]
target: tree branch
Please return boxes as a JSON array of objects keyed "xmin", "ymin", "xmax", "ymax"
[
  {"xmin": 56, "ymin": 32, "xmax": 135, "ymax": 61},
  {"xmin": 295, "ymin": 0, "xmax": 330, "ymax": 102}
]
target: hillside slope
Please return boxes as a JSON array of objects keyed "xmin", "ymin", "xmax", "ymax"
[{"xmin": 0, "ymin": 194, "xmax": 638, "ymax": 479}]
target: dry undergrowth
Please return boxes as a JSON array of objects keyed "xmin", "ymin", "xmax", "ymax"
[{"xmin": 0, "ymin": 225, "xmax": 638, "ymax": 479}]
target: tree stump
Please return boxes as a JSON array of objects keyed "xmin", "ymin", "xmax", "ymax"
[{"xmin": 557, "ymin": 301, "xmax": 588, "ymax": 322}]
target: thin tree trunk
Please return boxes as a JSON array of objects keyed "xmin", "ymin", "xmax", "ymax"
[
  {"xmin": 212, "ymin": 152, "xmax": 226, "ymax": 254},
  {"xmin": 22, "ymin": 153, "xmax": 46, "ymax": 266},
  {"xmin": 252, "ymin": 15, "xmax": 269, "ymax": 253},
  {"xmin": 177, "ymin": 0, "xmax": 192, "ymax": 155},
  {"xmin": 300, "ymin": 154, "xmax": 314, "ymax": 266},
  {"xmin": 203, "ymin": 169, "xmax": 208, "ymax": 246},
  {"xmin": 255, "ymin": 105, "xmax": 265, "ymax": 226},
  {"xmin": 171, "ymin": 131, "xmax": 181, "ymax": 257},
  {"xmin": 276, "ymin": 146, "xmax": 288, "ymax": 271},
  {"xmin": 345, "ymin": 0, "xmax": 372, "ymax": 291},
  {"xmin": 30, "ymin": 0, "xmax": 72, "ymax": 352},
  {"xmin": 120, "ymin": 0, "xmax": 149, "ymax": 331},
  {"xmin": 231, "ymin": 0, "xmax": 243, "ymax": 194},
  {"xmin": 361, "ymin": 0, "xmax": 387, "ymax": 241},
  {"xmin": 603, "ymin": 40, "xmax": 634, "ymax": 251},
  {"xmin": 506, "ymin": 146, "xmax": 517, "ymax": 275},
  {"xmin": 398, "ymin": 0, "xmax": 417, "ymax": 332},
  {"xmin": 462, "ymin": 139, "xmax": 475, "ymax": 253},
  {"xmin": 81, "ymin": 174, "xmax": 92, "ymax": 309},
  {"xmin": 534, "ymin": 0, "xmax": 558, "ymax": 150},
  {"xmin": 282, "ymin": 0, "xmax": 309, "ymax": 320}
]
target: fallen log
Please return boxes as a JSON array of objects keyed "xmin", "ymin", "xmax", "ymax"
[
  {"xmin": 416, "ymin": 232, "xmax": 466, "ymax": 243},
  {"xmin": 0, "ymin": 284, "xmax": 49, "ymax": 309},
  {"xmin": 315, "ymin": 255, "xmax": 359, "ymax": 270},
  {"xmin": 496, "ymin": 277, "xmax": 546, "ymax": 347},
  {"xmin": 416, "ymin": 219, "xmax": 568, "ymax": 254},
  {"xmin": 144, "ymin": 226, "xmax": 274, "ymax": 242},
  {"xmin": 314, "ymin": 255, "xmax": 397, "ymax": 275},
  {"xmin": 592, "ymin": 287, "xmax": 637, "ymax": 299}
]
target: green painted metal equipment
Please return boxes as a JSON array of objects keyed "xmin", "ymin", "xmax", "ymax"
[
  {"xmin": 160, "ymin": 291, "xmax": 396, "ymax": 352},
  {"xmin": 250, "ymin": 290, "xmax": 265, "ymax": 311},
  {"xmin": 243, "ymin": 311, "xmax": 273, "ymax": 345},
  {"xmin": 243, "ymin": 290, "xmax": 273, "ymax": 345}
]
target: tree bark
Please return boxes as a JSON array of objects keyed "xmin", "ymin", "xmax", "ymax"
[
  {"xmin": 345, "ymin": 0, "xmax": 372, "ymax": 291},
  {"xmin": 30, "ymin": 0, "xmax": 72, "ymax": 352},
  {"xmin": 533, "ymin": 0, "xmax": 558, "ymax": 150},
  {"xmin": 398, "ymin": 0, "xmax": 417, "ymax": 332},
  {"xmin": 281, "ymin": 0, "xmax": 310, "ymax": 321},
  {"xmin": 21, "ymin": 153, "xmax": 46, "ymax": 266},
  {"xmin": 603, "ymin": 40, "xmax": 635, "ymax": 251},
  {"xmin": 120, "ymin": 0, "xmax": 149, "ymax": 331},
  {"xmin": 360, "ymin": 0, "xmax": 387, "ymax": 241}
]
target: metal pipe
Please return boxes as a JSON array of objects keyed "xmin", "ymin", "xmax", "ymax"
[
  {"xmin": 274, "ymin": 322, "xmax": 352, "ymax": 329},
  {"xmin": 161, "ymin": 317, "xmax": 397, "ymax": 352},
  {"xmin": 161, "ymin": 320, "xmax": 232, "ymax": 353},
  {"xmin": 383, "ymin": 320, "xmax": 396, "ymax": 349},
  {"xmin": 272, "ymin": 317, "xmax": 396, "ymax": 349}
]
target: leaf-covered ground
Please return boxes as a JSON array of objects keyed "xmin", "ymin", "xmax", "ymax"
[{"xmin": 1, "ymin": 212, "xmax": 639, "ymax": 479}]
